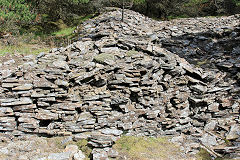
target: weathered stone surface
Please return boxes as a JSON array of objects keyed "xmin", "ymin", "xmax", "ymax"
[
  {"xmin": 92, "ymin": 148, "xmax": 109, "ymax": 160},
  {"xmin": 100, "ymin": 128, "xmax": 123, "ymax": 136},
  {"xmin": 0, "ymin": 107, "xmax": 14, "ymax": 117},
  {"xmin": 200, "ymin": 133, "xmax": 217, "ymax": 146},
  {"xmin": 0, "ymin": 8, "xmax": 239, "ymax": 159},
  {"xmin": 73, "ymin": 151, "xmax": 86, "ymax": 160},
  {"xmin": 0, "ymin": 117, "xmax": 16, "ymax": 131},
  {"xmin": 12, "ymin": 84, "xmax": 33, "ymax": 91},
  {"xmin": 35, "ymin": 109, "xmax": 59, "ymax": 120},
  {"xmin": 1, "ymin": 97, "xmax": 32, "ymax": 106},
  {"xmin": 47, "ymin": 152, "xmax": 72, "ymax": 160},
  {"xmin": 33, "ymin": 78, "xmax": 58, "ymax": 88},
  {"xmin": 226, "ymin": 124, "xmax": 240, "ymax": 140},
  {"xmin": 89, "ymin": 133, "xmax": 118, "ymax": 148},
  {"xmin": 55, "ymin": 79, "xmax": 69, "ymax": 87},
  {"xmin": 13, "ymin": 104, "xmax": 37, "ymax": 111}
]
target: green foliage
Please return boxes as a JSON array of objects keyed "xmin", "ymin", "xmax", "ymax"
[
  {"xmin": 185, "ymin": 0, "xmax": 209, "ymax": 7},
  {"xmin": 233, "ymin": 0, "xmax": 240, "ymax": 6},
  {"xmin": 0, "ymin": 45, "xmax": 50, "ymax": 56},
  {"xmin": 72, "ymin": 0, "xmax": 90, "ymax": 4},
  {"xmin": 133, "ymin": 0, "xmax": 146, "ymax": 4},
  {"xmin": 0, "ymin": 0, "xmax": 37, "ymax": 33},
  {"xmin": 52, "ymin": 27, "xmax": 76, "ymax": 37}
]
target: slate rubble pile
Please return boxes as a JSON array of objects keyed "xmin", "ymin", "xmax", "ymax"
[
  {"xmin": 0, "ymin": 8, "xmax": 239, "ymax": 159},
  {"xmin": 159, "ymin": 15, "xmax": 240, "ymax": 86}
]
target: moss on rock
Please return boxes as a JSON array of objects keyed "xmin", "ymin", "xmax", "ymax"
[
  {"xmin": 76, "ymin": 139, "xmax": 92, "ymax": 159},
  {"xmin": 126, "ymin": 50, "xmax": 139, "ymax": 57},
  {"xmin": 94, "ymin": 53, "xmax": 114, "ymax": 64},
  {"xmin": 197, "ymin": 149, "xmax": 212, "ymax": 160}
]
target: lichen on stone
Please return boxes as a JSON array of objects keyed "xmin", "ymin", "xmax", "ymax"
[
  {"xmin": 93, "ymin": 53, "xmax": 114, "ymax": 64},
  {"xmin": 126, "ymin": 50, "xmax": 139, "ymax": 57}
]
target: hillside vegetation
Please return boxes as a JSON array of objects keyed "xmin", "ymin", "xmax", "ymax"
[
  {"xmin": 1, "ymin": 0, "xmax": 240, "ymax": 34},
  {"xmin": 0, "ymin": 0, "xmax": 239, "ymax": 56}
]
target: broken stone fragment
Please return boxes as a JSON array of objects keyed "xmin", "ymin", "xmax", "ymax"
[
  {"xmin": 100, "ymin": 47, "xmax": 120, "ymax": 54},
  {"xmin": 47, "ymin": 152, "xmax": 72, "ymax": 160},
  {"xmin": 190, "ymin": 85, "xmax": 207, "ymax": 94},
  {"xmin": 92, "ymin": 148, "xmax": 109, "ymax": 160},
  {"xmin": 12, "ymin": 104, "xmax": 37, "ymax": 111},
  {"xmin": 200, "ymin": 133, "xmax": 217, "ymax": 146},
  {"xmin": 51, "ymin": 103, "xmax": 79, "ymax": 111},
  {"xmin": 208, "ymin": 103, "xmax": 219, "ymax": 112},
  {"xmin": 1, "ymin": 82, "xmax": 21, "ymax": 88},
  {"xmin": 216, "ymin": 62, "xmax": 234, "ymax": 69},
  {"xmin": 18, "ymin": 118, "xmax": 39, "ymax": 132},
  {"xmin": 55, "ymin": 79, "xmax": 69, "ymax": 87},
  {"xmin": 0, "ymin": 69, "xmax": 13, "ymax": 78},
  {"xmin": 64, "ymin": 145, "xmax": 79, "ymax": 157},
  {"xmin": 73, "ymin": 150, "xmax": 86, "ymax": 160},
  {"xmin": 89, "ymin": 133, "xmax": 118, "ymax": 147},
  {"xmin": 100, "ymin": 128, "xmax": 123, "ymax": 136},
  {"xmin": 77, "ymin": 112, "xmax": 96, "ymax": 125},
  {"xmin": 38, "ymin": 97, "xmax": 56, "ymax": 102},
  {"xmin": 130, "ymin": 87, "xmax": 141, "ymax": 93},
  {"xmin": 226, "ymin": 124, "xmax": 240, "ymax": 140},
  {"xmin": 31, "ymin": 91, "xmax": 56, "ymax": 98},
  {"xmin": 0, "ymin": 117, "xmax": 17, "ymax": 131},
  {"xmin": 0, "ymin": 107, "xmax": 14, "ymax": 117},
  {"xmin": 33, "ymin": 78, "xmax": 58, "ymax": 88},
  {"xmin": 12, "ymin": 84, "xmax": 33, "ymax": 91},
  {"xmin": 0, "ymin": 97, "xmax": 32, "ymax": 107},
  {"xmin": 208, "ymin": 87, "xmax": 232, "ymax": 93},
  {"xmin": 204, "ymin": 120, "xmax": 217, "ymax": 131},
  {"xmin": 35, "ymin": 109, "xmax": 59, "ymax": 120},
  {"xmin": 37, "ymin": 101, "xmax": 50, "ymax": 107}
]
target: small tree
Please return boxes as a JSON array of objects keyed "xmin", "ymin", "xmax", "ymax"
[
  {"xmin": 122, "ymin": 0, "xmax": 145, "ymax": 21},
  {"xmin": 0, "ymin": 0, "xmax": 37, "ymax": 33},
  {"xmin": 108, "ymin": 0, "xmax": 145, "ymax": 21}
]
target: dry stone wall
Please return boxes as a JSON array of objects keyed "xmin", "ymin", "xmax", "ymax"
[{"xmin": 0, "ymin": 8, "xmax": 240, "ymax": 159}]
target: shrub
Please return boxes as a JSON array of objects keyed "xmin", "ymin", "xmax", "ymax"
[{"xmin": 0, "ymin": 0, "xmax": 37, "ymax": 33}]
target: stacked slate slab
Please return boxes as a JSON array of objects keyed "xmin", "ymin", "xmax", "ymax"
[{"xmin": 0, "ymin": 8, "xmax": 239, "ymax": 159}]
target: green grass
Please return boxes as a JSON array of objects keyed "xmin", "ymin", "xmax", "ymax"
[
  {"xmin": 197, "ymin": 149, "xmax": 212, "ymax": 160},
  {"xmin": 113, "ymin": 136, "xmax": 181, "ymax": 160},
  {"xmin": 52, "ymin": 27, "xmax": 76, "ymax": 37},
  {"xmin": 52, "ymin": 137, "xmax": 91, "ymax": 160},
  {"xmin": 0, "ymin": 44, "xmax": 50, "ymax": 56},
  {"xmin": 76, "ymin": 139, "xmax": 92, "ymax": 159},
  {"xmin": 76, "ymin": 14, "xmax": 95, "ymax": 23},
  {"xmin": 51, "ymin": 14, "xmax": 95, "ymax": 37},
  {"xmin": 0, "ymin": 14, "xmax": 96, "ymax": 56}
]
